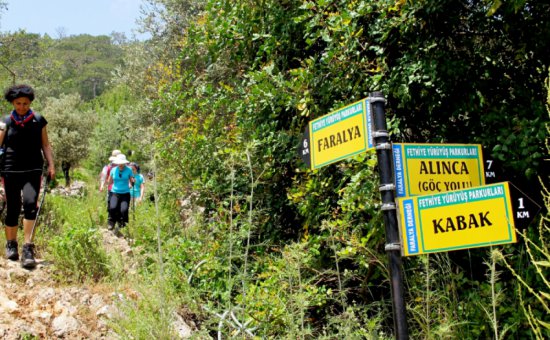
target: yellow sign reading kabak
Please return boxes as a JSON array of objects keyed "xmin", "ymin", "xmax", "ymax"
[
  {"xmin": 309, "ymin": 98, "xmax": 374, "ymax": 169},
  {"xmin": 398, "ymin": 182, "xmax": 517, "ymax": 256},
  {"xmin": 392, "ymin": 143, "xmax": 485, "ymax": 197}
]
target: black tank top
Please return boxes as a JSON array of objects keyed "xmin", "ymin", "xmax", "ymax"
[{"xmin": 3, "ymin": 112, "xmax": 47, "ymax": 172}]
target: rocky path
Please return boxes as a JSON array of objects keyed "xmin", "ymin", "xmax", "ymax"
[
  {"xmin": 0, "ymin": 230, "xmax": 193, "ymax": 339},
  {"xmin": 0, "ymin": 182, "xmax": 192, "ymax": 338},
  {"xmin": 0, "ymin": 229, "xmax": 134, "ymax": 338}
]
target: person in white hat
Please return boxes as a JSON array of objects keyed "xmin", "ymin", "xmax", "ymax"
[
  {"xmin": 99, "ymin": 149, "xmax": 121, "ymax": 216},
  {"xmin": 104, "ymin": 154, "xmax": 134, "ymax": 236},
  {"xmin": 99, "ymin": 149, "xmax": 120, "ymax": 191}
]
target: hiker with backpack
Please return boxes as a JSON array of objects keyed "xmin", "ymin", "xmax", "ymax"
[
  {"xmin": 104, "ymin": 153, "xmax": 134, "ymax": 236},
  {"xmin": 99, "ymin": 149, "xmax": 120, "ymax": 212},
  {"xmin": 0, "ymin": 84, "xmax": 55, "ymax": 269},
  {"xmin": 99, "ymin": 149, "xmax": 120, "ymax": 190}
]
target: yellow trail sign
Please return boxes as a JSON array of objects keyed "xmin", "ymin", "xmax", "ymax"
[
  {"xmin": 398, "ymin": 182, "xmax": 517, "ymax": 256},
  {"xmin": 392, "ymin": 143, "xmax": 485, "ymax": 197},
  {"xmin": 309, "ymin": 98, "xmax": 374, "ymax": 169}
]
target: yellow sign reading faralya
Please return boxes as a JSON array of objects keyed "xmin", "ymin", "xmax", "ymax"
[{"xmin": 309, "ymin": 98, "xmax": 373, "ymax": 169}]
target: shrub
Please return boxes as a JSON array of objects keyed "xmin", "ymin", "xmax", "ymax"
[{"xmin": 49, "ymin": 224, "xmax": 110, "ymax": 282}]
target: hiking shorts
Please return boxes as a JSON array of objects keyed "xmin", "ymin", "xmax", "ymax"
[{"xmin": 2, "ymin": 171, "xmax": 42, "ymax": 226}]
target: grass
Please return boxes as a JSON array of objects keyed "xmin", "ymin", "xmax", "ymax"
[{"xmin": 37, "ymin": 161, "xmax": 550, "ymax": 338}]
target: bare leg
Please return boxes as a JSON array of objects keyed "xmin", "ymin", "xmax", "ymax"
[
  {"xmin": 5, "ymin": 226, "xmax": 19, "ymax": 260},
  {"xmin": 23, "ymin": 218, "xmax": 34, "ymax": 243},
  {"xmin": 5, "ymin": 225, "xmax": 17, "ymax": 240}
]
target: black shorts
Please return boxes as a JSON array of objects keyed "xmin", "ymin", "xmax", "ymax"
[{"xmin": 2, "ymin": 171, "xmax": 42, "ymax": 226}]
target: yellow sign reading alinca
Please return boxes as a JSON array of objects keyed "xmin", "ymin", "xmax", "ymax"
[
  {"xmin": 309, "ymin": 98, "xmax": 374, "ymax": 169},
  {"xmin": 393, "ymin": 143, "xmax": 485, "ymax": 197}
]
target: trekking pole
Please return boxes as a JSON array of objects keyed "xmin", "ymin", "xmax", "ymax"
[
  {"xmin": 128, "ymin": 180, "xmax": 135, "ymax": 240},
  {"xmin": 131, "ymin": 179, "xmax": 136, "ymax": 222},
  {"xmin": 30, "ymin": 175, "xmax": 50, "ymax": 243}
]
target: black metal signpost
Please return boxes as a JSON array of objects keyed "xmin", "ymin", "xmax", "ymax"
[{"xmin": 369, "ymin": 91, "xmax": 408, "ymax": 339}]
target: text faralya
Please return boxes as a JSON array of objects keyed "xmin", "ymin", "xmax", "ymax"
[{"xmin": 317, "ymin": 126, "xmax": 362, "ymax": 151}]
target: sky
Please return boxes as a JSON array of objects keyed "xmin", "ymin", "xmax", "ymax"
[{"xmin": 0, "ymin": 0, "xmax": 149, "ymax": 39}]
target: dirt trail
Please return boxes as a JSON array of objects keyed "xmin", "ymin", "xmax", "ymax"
[
  {"xmin": 0, "ymin": 182, "xmax": 192, "ymax": 338},
  {"xmin": 0, "ymin": 229, "xmax": 134, "ymax": 338}
]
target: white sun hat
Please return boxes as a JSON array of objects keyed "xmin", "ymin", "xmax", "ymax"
[
  {"xmin": 108, "ymin": 149, "xmax": 122, "ymax": 161},
  {"xmin": 112, "ymin": 154, "xmax": 129, "ymax": 165}
]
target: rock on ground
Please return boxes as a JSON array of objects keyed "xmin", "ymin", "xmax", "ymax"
[{"xmin": 0, "ymin": 181, "xmax": 193, "ymax": 338}]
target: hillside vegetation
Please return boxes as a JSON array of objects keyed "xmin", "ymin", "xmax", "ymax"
[{"xmin": 0, "ymin": 0, "xmax": 549, "ymax": 338}]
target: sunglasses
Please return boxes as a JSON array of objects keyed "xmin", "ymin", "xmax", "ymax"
[
  {"xmin": 12, "ymin": 88, "xmax": 34, "ymax": 100},
  {"xmin": 15, "ymin": 88, "xmax": 33, "ymax": 95}
]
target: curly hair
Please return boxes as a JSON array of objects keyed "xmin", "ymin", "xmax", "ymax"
[{"xmin": 4, "ymin": 84, "xmax": 35, "ymax": 102}]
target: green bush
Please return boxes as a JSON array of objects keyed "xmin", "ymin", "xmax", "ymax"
[
  {"xmin": 49, "ymin": 224, "xmax": 109, "ymax": 283},
  {"xmin": 43, "ymin": 184, "xmax": 111, "ymax": 283},
  {"xmin": 109, "ymin": 278, "xmax": 183, "ymax": 339}
]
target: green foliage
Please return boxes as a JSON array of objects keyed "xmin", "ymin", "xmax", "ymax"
[
  {"xmin": 4, "ymin": 0, "xmax": 544, "ymax": 337},
  {"xmin": 39, "ymin": 169, "xmax": 111, "ymax": 283},
  {"xmin": 83, "ymin": 83, "xmax": 155, "ymax": 178},
  {"xmin": 109, "ymin": 279, "xmax": 183, "ymax": 339},
  {"xmin": 43, "ymin": 93, "xmax": 96, "ymax": 170},
  {"xmin": 19, "ymin": 334, "xmax": 38, "ymax": 340},
  {"xmin": 488, "ymin": 69, "xmax": 550, "ymax": 339},
  {"xmin": 0, "ymin": 31, "xmax": 124, "ymax": 101},
  {"xmin": 136, "ymin": 0, "xmax": 550, "ymax": 338},
  {"xmin": 46, "ymin": 193, "xmax": 110, "ymax": 283},
  {"xmin": 374, "ymin": 0, "xmax": 549, "ymax": 179},
  {"xmin": 48, "ymin": 223, "xmax": 110, "ymax": 283}
]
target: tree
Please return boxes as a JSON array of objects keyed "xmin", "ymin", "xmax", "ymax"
[
  {"xmin": 0, "ymin": 32, "xmax": 125, "ymax": 102},
  {"xmin": 43, "ymin": 93, "xmax": 96, "ymax": 186}
]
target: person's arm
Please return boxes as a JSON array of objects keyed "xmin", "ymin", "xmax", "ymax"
[
  {"xmin": 139, "ymin": 181, "xmax": 145, "ymax": 201},
  {"xmin": 138, "ymin": 174, "xmax": 145, "ymax": 202},
  {"xmin": 0, "ymin": 121, "xmax": 6, "ymax": 146},
  {"xmin": 100, "ymin": 175, "xmax": 108, "ymax": 192},
  {"xmin": 99, "ymin": 174, "xmax": 105, "ymax": 191},
  {"xmin": 105, "ymin": 172, "xmax": 113, "ymax": 190},
  {"xmin": 41, "ymin": 127, "xmax": 55, "ymax": 180},
  {"xmin": 99, "ymin": 167, "xmax": 107, "ymax": 191},
  {"xmin": 129, "ymin": 168, "xmax": 136, "ymax": 186}
]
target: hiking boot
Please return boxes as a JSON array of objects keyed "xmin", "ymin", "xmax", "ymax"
[
  {"xmin": 21, "ymin": 243, "xmax": 36, "ymax": 269},
  {"xmin": 5, "ymin": 240, "xmax": 18, "ymax": 261},
  {"xmin": 108, "ymin": 221, "xmax": 115, "ymax": 230},
  {"xmin": 114, "ymin": 225, "xmax": 123, "ymax": 238}
]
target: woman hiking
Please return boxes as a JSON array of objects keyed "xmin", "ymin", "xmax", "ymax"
[
  {"xmin": 99, "ymin": 149, "xmax": 121, "ymax": 212},
  {"xmin": 129, "ymin": 162, "xmax": 145, "ymax": 205},
  {"xmin": 0, "ymin": 84, "xmax": 55, "ymax": 269},
  {"xmin": 105, "ymin": 153, "xmax": 134, "ymax": 236}
]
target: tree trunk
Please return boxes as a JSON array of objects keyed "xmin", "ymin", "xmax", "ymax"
[{"xmin": 61, "ymin": 161, "xmax": 71, "ymax": 187}]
